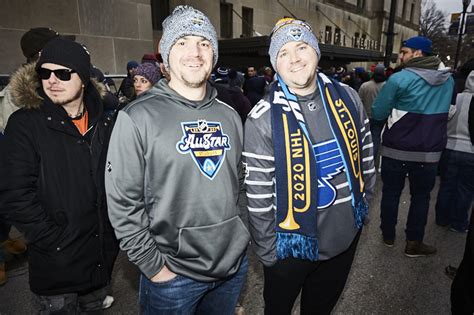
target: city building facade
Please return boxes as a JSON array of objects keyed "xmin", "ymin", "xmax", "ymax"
[
  {"xmin": 151, "ymin": 0, "xmax": 422, "ymax": 69},
  {"xmin": 0, "ymin": 0, "xmax": 421, "ymax": 75},
  {"xmin": 0, "ymin": 0, "xmax": 154, "ymax": 76}
]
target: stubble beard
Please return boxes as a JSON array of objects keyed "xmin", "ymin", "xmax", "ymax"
[
  {"xmin": 51, "ymin": 88, "xmax": 83, "ymax": 107},
  {"xmin": 290, "ymin": 72, "xmax": 314, "ymax": 90},
  {"xmin": 181, "ymin": 71, "xmax": 210, "ymax": 89}
]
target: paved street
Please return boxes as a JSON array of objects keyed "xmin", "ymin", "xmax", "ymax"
[{"xmin": 0, "ymin": 175, "xmax": 467, "ymax": 314}]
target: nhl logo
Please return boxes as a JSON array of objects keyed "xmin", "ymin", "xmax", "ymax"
[
  {"xmin": 289, "ymin": 27, "xmax": 302, "ymax": 41},
  {"xmin": 176, "ymin": 120, "xmax": 231, "ymax": 180},
  {"xmin": 191, "ymin": 16, "xmax": 204, "ymax": 28}
]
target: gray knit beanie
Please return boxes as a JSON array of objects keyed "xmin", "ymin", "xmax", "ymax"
[
  {"xmin": 269, "ymin": 18, "xmax": 321, "ymax": 70},
  {"xmin": 159, "ymin": 5, "xmax": 218, "ymax": 70}
]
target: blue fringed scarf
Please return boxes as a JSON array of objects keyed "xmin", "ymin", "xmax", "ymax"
[{"xmin": 271, "ymin": 72, "xmax": 368, "ymax": 261}]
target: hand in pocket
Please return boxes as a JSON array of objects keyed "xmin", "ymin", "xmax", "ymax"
[{"xmin": 151, "ymin": 265, "xmax": 177, "ymax": 283}]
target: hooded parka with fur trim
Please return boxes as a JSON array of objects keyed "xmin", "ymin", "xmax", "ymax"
[{"xmin": 0, "ymin": 63, "xmax": 118, "ymax": 296}]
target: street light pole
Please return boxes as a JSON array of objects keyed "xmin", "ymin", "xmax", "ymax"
[
  {"xmin": 384, "ymin": 0, "xmax": 397, "ymax": 67},
  {"xmin": 454, "ymin": 0, "xmax": 471, "ymax": 71}
]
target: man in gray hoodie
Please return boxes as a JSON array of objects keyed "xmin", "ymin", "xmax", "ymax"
[{"xmin": 104, "ymin": 5, "xmax": 250, "ymax": 315}]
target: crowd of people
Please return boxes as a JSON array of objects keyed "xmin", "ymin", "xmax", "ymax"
[{"xmin": 0, "ymin": 5, "xmax": 473, "ymax": 315}]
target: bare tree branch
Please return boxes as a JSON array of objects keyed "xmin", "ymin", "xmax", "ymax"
[{"xmin": 419, "ymin": 0, "xmax": 447, "ymax": 39}]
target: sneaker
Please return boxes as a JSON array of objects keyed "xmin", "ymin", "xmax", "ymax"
[
  {"xmin": 2, "ymin": 239, "xmax": 27, "ymax": 255},
  {"xmin": 0, "ymin": 262, "xmax": 6, "ymax": 286},
  {"xmin": 235, "ymin": 303, "xmax": 245, "ymax": 315},
  {"xmin": 449, "ymin": 226, "xmax": 468, "ymax": 233},
  {"xmin": 404, "ymin": 241, "xmax": 436, "ymax": 257},
  {"xmin": 382, "ymin": 238, "xmax": 394, "ymax": 248},
  {"xmin": 445, "ymin": 265, "xmax": 457, "ymax": 280},
  {"xmin": 102, "ymin": 295, "xmax": 114, "ymax": 309}
]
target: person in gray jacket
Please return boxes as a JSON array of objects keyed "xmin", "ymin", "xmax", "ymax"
[
  {"xmin": 435, "ymin": 69, "xmax": 474, "ymax": 233},
  {"xmin": 105, "ymin": 5, "xmax": 250, "ymax": 315},
  {"xmin": 243, "ymin": 17, "xmax": 376, "ymax": 314}
]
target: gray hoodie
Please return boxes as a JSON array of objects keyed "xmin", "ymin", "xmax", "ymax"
[
  {"xmin": 446, "ymin": 71, "xmax": 474, "ymax": 154},
  {"xmin": 105, "ymin": 80, "xmax": 250, "ymax": 282}
]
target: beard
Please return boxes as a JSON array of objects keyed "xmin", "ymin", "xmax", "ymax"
[
  {"xmin": 50, "ymin": 87, "xmax": 83, "ymax": 106},
  {"xmin": 168, "ymin": 56, "xmax": 212, "ymax": 89},
  {"xmin": 179, "ymin": 70, "xmax": 210, "ymax": 88},
  {"xmin": 286, "ymin": 67, "xmax": 318, "ymax": 91}
]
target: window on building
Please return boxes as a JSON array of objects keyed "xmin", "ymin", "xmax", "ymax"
[
  {"xmin": 410, "ymin": 3, "xmax": 415, "ymax": 23},
  {"xmin": 357, "ymin": 0, "xmax": 365, "ymax": 9},
  {"xmin": 334, "ymin": 28, "xmax": 341, "ymax": 45},
  {"xmin": 361, "ymin": 34, "xmax": 366, "ymax": 49},
  {"xmin": 325, "ymin": 26, "xmax": 332, "ymax": 44},
  {"xmin": 151, "ymin": 0, "xmax": 170, "ymax": 31},
  {"xmin": 220, "ymin": 2, "xmax": 233, "ymax": 38},
  {"xmin": 354, "ymin": 32, "xmax": 360, "ymax": 48},
  {"xmin": 402, "ymin": 0, "xmax": 407, "ymax": 19},
  {"xmin": 242, "ymin": 7, "xmax": 253, "ymax": 37}
]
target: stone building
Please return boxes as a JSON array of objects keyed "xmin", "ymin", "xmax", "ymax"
[
  {"xmin": 0, "ymin": 0, "xmax": 154, "ymax": 76},
  {"xmin": 151, "ymin": 0, "xmax": 421, "ymax": 69},
  {"xmin": 0, "ymin": 0, "xmax": 421, "ymax": 75}
]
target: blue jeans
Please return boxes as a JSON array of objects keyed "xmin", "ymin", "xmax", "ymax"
[
  {"xmin": 435, "ymin": 149, "xmax": 474, "ymax": 231},
  {"xmin": 139, "ymin": 255, "xmax": 248, "ymax": 315},
  {"xmin": 380, "ymin": 157, "xmax": 437, "ymax": 241}
]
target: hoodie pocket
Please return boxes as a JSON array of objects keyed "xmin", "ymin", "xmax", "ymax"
[{"xmin": 174, "ymin": 216, "xmax": 250, "ymax": 278}]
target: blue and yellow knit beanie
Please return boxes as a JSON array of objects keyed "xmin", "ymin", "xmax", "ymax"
[{"xmin": 269, "ymin": 18, "xmax": 321, "ymax": 70}]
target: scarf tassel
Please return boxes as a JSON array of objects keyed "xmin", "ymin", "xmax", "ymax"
[
  {"xmin": 354, "ymin": 198, "xmax": 368, "ymax": 229},
  {"xmin": 276, "ymin": 232, "xmax": 319, "ymax": 261}
]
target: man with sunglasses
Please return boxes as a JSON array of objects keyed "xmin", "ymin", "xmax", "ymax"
[
  {"xmin": 244, "ymin": 18, "xmax": 376, "ymax": 314},
  {"xmin": 0, "ymin": 27, "xmax": 60, "ymax": 288},
  {"xmin": 0, "ymin": 38, "xmax": 118, "ymax": 313}
]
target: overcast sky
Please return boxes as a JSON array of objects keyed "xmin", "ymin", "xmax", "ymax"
[{"xmin": 435, "ymin": 0, "xmax": 471, "ymax": 18}]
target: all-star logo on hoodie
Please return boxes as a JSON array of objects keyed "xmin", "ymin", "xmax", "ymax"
[{"xmin": 176, "ymin": 119, "xmax": 231, "ymax": 180}]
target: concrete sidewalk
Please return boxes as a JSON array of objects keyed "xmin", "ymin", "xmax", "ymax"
[{"xmin": 0, "ymin": 176, "xmax": 468, "ymax": 314}]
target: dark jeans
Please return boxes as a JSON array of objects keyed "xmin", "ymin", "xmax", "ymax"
[
  {"xmin": 139, "ymin": 255, "xmax": 248, "ymax": 315},
  {"xmin": 0, "ymin": 220, "xmax": 10, "ymax": 241},
  {"xmin": 380, "ymin": 157, "xmax": 437, "ymax": 241},
  {"xmin": 37, "ymin": 286, "xmax": 108, "ymax": 314},
  {"xmin": 262, "ymin": 231, "xmax": 361, "ymax": 315},
  {"xmin": 0, "ymin": 220, "xmax": 11, "ymax": 263},
  {"xmin": 435, "ymin": 149, "xmax": 474, "ymax": 231}
]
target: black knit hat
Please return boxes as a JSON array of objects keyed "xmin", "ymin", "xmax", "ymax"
[
  {"xmin": 36, "ymin": 38, "xmax": 91, "ymax": 85},
  {"xmin": 20, "ymin": 27, "xmax": 59, "ymax": 60}
]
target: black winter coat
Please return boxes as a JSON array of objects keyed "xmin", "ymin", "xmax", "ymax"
[{"xmin": 0, "ymin": 64, "xmax": 118, "ymax": 296}]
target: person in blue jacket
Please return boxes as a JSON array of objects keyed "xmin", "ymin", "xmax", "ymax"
[{"xmin": 372, "ymin": 36, "xmax": 454, "ymax": 257}]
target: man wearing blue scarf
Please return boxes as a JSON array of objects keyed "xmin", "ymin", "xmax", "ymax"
[{"xmin": 243, "ymin": 18, "xmax": 376, "ymax": 314}]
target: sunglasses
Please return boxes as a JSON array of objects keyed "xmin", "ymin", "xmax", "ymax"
[{"xmin": 37, "ymin": 68, "xmax": 76, "ymax": 81}]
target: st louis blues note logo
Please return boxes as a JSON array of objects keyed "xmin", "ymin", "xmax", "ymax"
[
  {"xmin": 176, "ymin": 120, "xmax": 231, "ymax": 180},
  {"xmin": 314, "ymin": 139, "xmax": 345, "ymax": 208}
]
